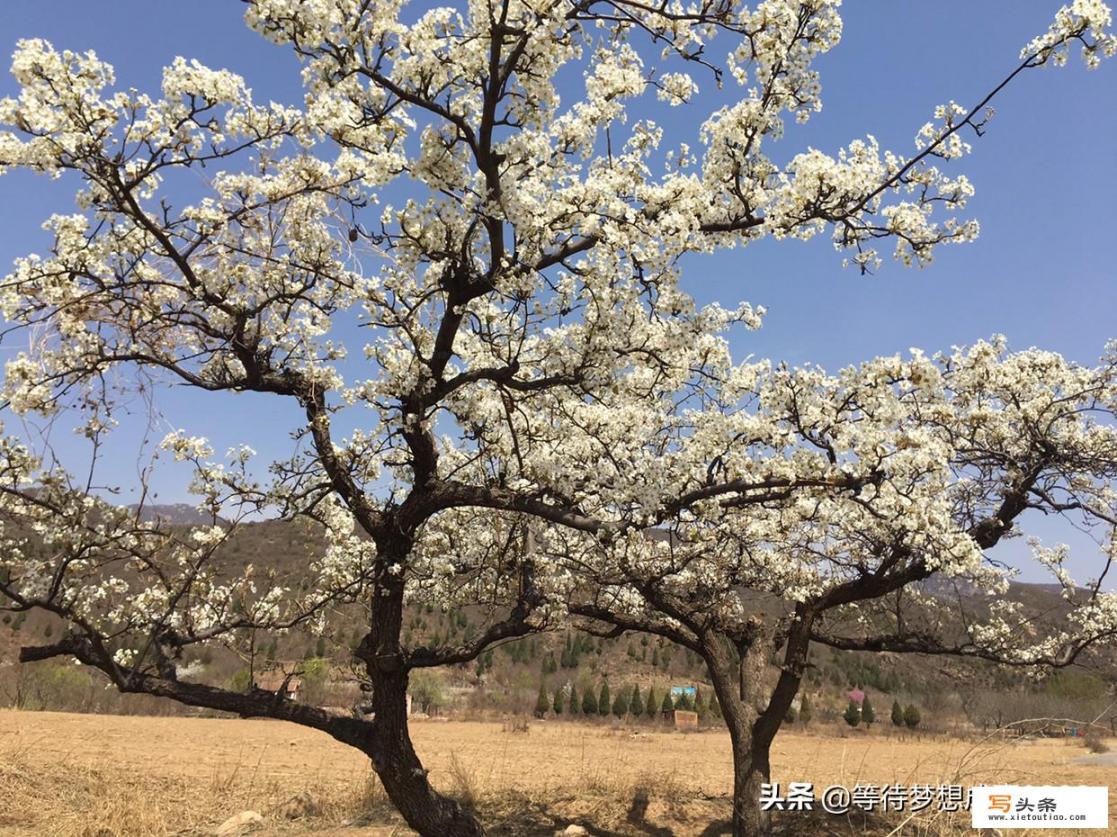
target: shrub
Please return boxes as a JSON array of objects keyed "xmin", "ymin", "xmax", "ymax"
[
  {"xmin": 903, "ymin": 704, "xmax": 921, "ymax": 729},
  {"xmin": 21, "ymin": 662, "xmax": 94, "ymax": 711},
  {"xmin": 843, "ymin": 700, "xmax": 861, "ymax": 728},
  {"xmin": 229, "ymin": 668, "xmax": 252, "ymax": 692},
  {"xmin": 891, "ymin": 699, "xmax": 904, "ymax": 727},
  {"xmin": 799, "ymin": 695, "xmax": 812, "ymax": 725},
  {"xmin": 785, "ymin": 706, "xmax": 797, "ymax": 723},
  {"xmin": 1084, "ymin": 732, "xmax": 1109, "ymax": 754}
]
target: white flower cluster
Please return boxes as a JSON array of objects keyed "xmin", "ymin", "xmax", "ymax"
[{"xmin": 0, "ymin": 1, "xmax": 1113, "ymax": 682}]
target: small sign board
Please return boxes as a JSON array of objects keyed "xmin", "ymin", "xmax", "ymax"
[
  {"xmin": 673, "ymin": 710, "xmax": 698, "ymax": 729},
  {"xmin": 671, "ymin": 686, "xmax": 697, "ymax": 700}
]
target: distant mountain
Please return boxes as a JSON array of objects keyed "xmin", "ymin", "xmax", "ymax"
[{"xmin": 128, "ymin": 503, "xmax": 226, "ymax": 526}]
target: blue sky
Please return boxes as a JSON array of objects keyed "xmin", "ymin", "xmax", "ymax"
[{"xmin": 0, "ymin": 2, "xmax": 1114, "ymax": 581}]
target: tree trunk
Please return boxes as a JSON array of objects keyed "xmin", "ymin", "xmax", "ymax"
[
  {"xmin": 702, "ymin": 612, "xmax": 814, "ymax": 837},
  {"xmin": 366, "ymin": 666, "xmax": 484, "ymax": 837},
  {"xmin": 358, "ymin": 566, "xmax": 485, "ymax": 836},
  {"xmin": 704, "ymin": 630, "xmax": 775, "ymax": 837},
  {"xmin": 732, "ymin": 745, "xmax": 773, "ymax": 837}
]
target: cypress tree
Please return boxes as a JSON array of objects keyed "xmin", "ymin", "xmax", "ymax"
[
  {"xmin": 862, "ymin": 695, "xmax": 875, "ymax": 726},
  {"xmin": 843, "ymin": 700, "xmax": 861, "ymax": 727},
  {"xmin": 891, "ymin": 699, "xmax": 904, "ymax": 727},
  {"xmin": 612, "ymin": 687, "xmax": 629, "ymax": 718},
  {"xmin": 903, "ymin": 704, "xmax": 921, "ymax": 728},
  {"xmin": 535, "ymin": 682, "xmax": 549, "ymax": 717},
  {"xmin": 581, "ymin": 686, "xmax": 598, "ymax": 715},
  {"xmin": 553, "ymin": 686, "xmax": 564, "ymax": 715},
  {"xmin": 568, "ymin": 684, "xmax": 580, "ymax": 716},
  {"xmin": 660, "ymin": 691, "xmax": 674, "ymax": 715},
  {"xmin": 645, "ymin": 685, "xmax": 658, "ymax": 719},
  {"xmin": 799, "ymin": 695, "xmax": 812, "ymax": 725},
  {"xmin": 598, "ymin": 682, "xmax": 611, "ymax": 717},
  {"xmin": 629, "ymin": 684, "xmax": 644, "ymax": 716}
]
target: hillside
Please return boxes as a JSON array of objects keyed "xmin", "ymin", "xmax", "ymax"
[{"xmin": 2, "ymin": 508, "xmax": 1114, "ymax": 732}]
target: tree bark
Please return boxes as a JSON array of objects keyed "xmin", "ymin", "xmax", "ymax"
[
  {"xmin": 702, "ymin": 613, "xmax": 813, "ymax": 837},
  {"xmin": 365, "ymin": 665, "xmax": 484, "ymax": 837},
  {"xmin": 733, "ymin": 746, "xmax": 773, "ymax": 837},
  {"xmin": 358, "ymin": 568, "xmax": 485, "ymax": 837}
]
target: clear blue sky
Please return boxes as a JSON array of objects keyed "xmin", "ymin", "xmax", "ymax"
[{"xmin": 0, "ymin": 2, "xmax": 1114, "ymax": 580}]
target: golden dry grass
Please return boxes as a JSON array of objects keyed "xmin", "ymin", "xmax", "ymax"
[{"xmin": 0, "ymin": 709, "xmax": 1112, "ymax": 836}]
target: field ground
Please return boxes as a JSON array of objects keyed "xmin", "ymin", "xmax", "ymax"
[{"xmin": 0, "ymin": 709, "xmax": 1113, "ymax": 836}]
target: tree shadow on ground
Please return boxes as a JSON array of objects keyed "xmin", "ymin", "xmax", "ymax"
[
  {"xmin": 695, "ymin": 808, "xmax": 901, "ymax": 837},
  {"xmin": 349, "ymin": 793, "xmax": 909, "ymax": 836}
]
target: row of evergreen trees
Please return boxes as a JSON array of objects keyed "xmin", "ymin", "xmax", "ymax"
[
  {"xmin": 534, "ymin": 681, "xmax": 721, "ymax": 720},
  {"xmin": 843, "ymin": 695, "xmax": 922, "ymax": 728}
]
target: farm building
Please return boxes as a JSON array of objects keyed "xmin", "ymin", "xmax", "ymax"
[{"xmin": 254, "ymin": 671, "xmax": 302, "ymax": 701}]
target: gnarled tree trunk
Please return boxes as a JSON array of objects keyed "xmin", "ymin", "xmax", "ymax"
[
  {"xmin": 702, "ymin": 613, "xmax": 813, "ymax": 837},
  {"xmin": 365, "ymin": 666, "xmax": 483, "ymax": 836},
  {"xmin": 357, "ymin": 570, "xmax": 485, "ymax": 837}
]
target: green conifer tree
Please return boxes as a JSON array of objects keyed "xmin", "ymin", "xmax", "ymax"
[
  {"xmin": 598, "ymin": 682, "xmax": 611, "ymax": 717},
  {"xmin": 612, "ymin": 687, "xmax": 629, "ymax": 718},
  {"xmin": 903, "ymin": 704, "xmax": 921, "ymax": 729},
  {"xmin": 581, "ymin": 687, "xmax": 597, "ymax": 716},
  {"xmin": 843, "ymin": 700, "xmax": 861, "ymax": 727},
  {"xmin": 629, "ymin": 684, "xmax": 644, "ymax": 716},
  {"xmin": 535, "ymin": 682, "xmax": 549, "ymax": 717},
  {"xmin": 645, "ymin": 685, "xmax": 658, "ymax": 719}
]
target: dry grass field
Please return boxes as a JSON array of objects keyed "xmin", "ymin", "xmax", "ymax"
[{"xmin": 0, "ymin": 709, "xmax": 1112, "ymax": 836}]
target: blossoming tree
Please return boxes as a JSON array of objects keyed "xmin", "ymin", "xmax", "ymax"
[
  {"xmin": 0, "ymin": 1, "xmax": 1114, "ymax": 835},
  {"xmin": 558, "ymin": 338, "xmax": 1117, "ymax": 834}
]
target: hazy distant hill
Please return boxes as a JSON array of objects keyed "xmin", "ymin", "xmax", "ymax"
[{"xmin": 127, "ymin": 503, "xmax": 227, "ymax": 527}]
